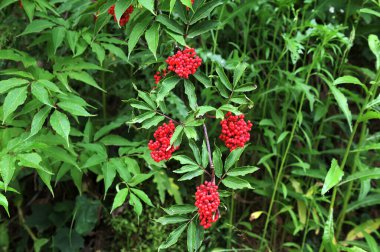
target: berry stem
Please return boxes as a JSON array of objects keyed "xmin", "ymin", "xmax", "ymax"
[
  {"xmin": 155, "ymin": 110, "xmax": 180, "ymax": 125},
  {"xmin": 202, "ymin": 123, "xmax": 215, "ymax": 183}
]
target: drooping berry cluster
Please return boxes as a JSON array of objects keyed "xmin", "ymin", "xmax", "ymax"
[
  {"xmin": 166, "ymin": 48, "xmax": 202, "ymax": 79},
  {"xmin": 148, "ymin": 121, "xmax": 179, "ymax": 162},
  {"xmin": 108, "ymin": 5, "xmax": 134, "ymax": 26},
  {"xmin": 219, "ymin": 112, "xmax": 252, "ymax": 151},
  {"xmin": 154, "ymin": 69, "xmax": 167, "ymax": 85},
  {"xmin": 195, "ymin": 181, "xmax": 220, "ymax": 229}
]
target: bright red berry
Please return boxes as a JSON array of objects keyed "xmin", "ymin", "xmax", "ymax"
[
  {"xmin": 219, "ymin": 112, "xmax": 252, "ymax": 151},
  {"xmin": 108, "ymin": 4, "xmax": 134, "ymax": 27},
  {"xmin": 148, "ymin": 121, "xmax": 179, "ymax": 162},
  {"xmin": 195, "ymin": 181, "xmax": 220, "ymax": 229},
  {"xmin": 166, "ymin": 47, "xmax": 202, "ymax": 79},
  {"xmin": 153, "ymin": 69, "xmax": 167, "ymax": 86}
]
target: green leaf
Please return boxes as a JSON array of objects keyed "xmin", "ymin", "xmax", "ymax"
[
  {"xmin": 346, "ymin": 194, "xmax": 380, "ymax": 213},
  {"xmin": 0, "ymin": 78, "xmax": 29, "ymax": 94},
  {"xmin": 159, "ymin": 223, "xmax": 187, "ymax": 250},
  {"xmin": 136, "ymin": 89, "xmax": 157, "ymax": 109},
  {"xmin": 68, "ymin": 71, "xmax": 105, "ymax": 92},
  {"xmin": 0, "ymin": 155, "xmax": 15, "ymax": 191},
  {"xmin": 129, "ymin": 193, "xmax": 143, "ymax": 216},
  {"xmin": 111, "ymin": 188, "xmax": 129, "ymax": 213},
  {"xmin": 0, "ymin": 193, "xmax": 9, "ymax": 217},
  {"xmin": 91, "ymin": 43, "xmax": 105, "ymax": 66},
  {"xmin": 189, "ymin": 0, "xmax": 223, "ymax": 25},
  {"xmin": 233, "ymin": 62, "xmax": 248, "ymax": 86},
  {"xmin": 184, "ymin": 126, "xmax": 198, "ymax": 140},
  {"xmin": 2, "ymin": 85, "xmax": 28, "ymax": 123},
  {"xmin": 115, "ymin": 0, "xmax": 133, "ymax": 25},
  {"xmin": 340, "ymin": 168, "xmax": 380, "ymax": 186},
  {"xmin": 102, "ymin": 162, "xmax": 116, "ymax": 195},
  {"xmin": 189, "ymin": 140, "xmax": 201, "ymax": 164},
  {"xmin": 193, "ymin": 71, "xmax": 211, "ymax": 88},
  {"xmin": 222, "ymin": 176, "xmax": 252, "ymax": 189},
  {"xmin": 102, "ymin": 43, "xmax": 129, "ymax": 62},
  {"xmin": 196, "ymin": 106, "xmax": 215, "ymax": 117},
  {"xmin": 227, "ymin": 166, "xmax": 259, "ymax": 177},
  {"xmin": 127, "ymin": 173, "xmax": 153, "ymax": 186},
  {"xmin": 187, "ymin": 21, "xmax": 219, "ymax": 38},
  {"xmin": 327, "ymin": 84, "xmax": 352, "ymax": 132},
  {"xmin": 138, "ymin": 0, "xmax": 155, "ymax": 14},
  {"xmin": 322, "ymin": 211, "xmax": 337, "ymax": 252},
  {"xmin": 128, "ymin": 15, "xmax": 153, "ymax": 56},
  {"xmin": 31, "ymin": 83, "xmax": 53, "ymax": 107},
  {"xmin": 130, "ymin": 111, "xmax": 156, "ymax": 123},
  {"xmin": 180, "ymin": 0, "xmax": 192, "ymax": 8},
  {"xmin": 156, "ymin": 215, "xmax": 189, "ymax": 225},
  {"xmin": 166, "ymin": 30, "xmax": 187, "ymax": 46},
  {"xmin": 172, "ymin": 155, "xmax": 197, "ymax": 165},
  {"xmin": 156, "ymin": 14, "xmax": 184, "ymax": 35},
  {"xmin": 213, "ymin": 146, "xmax": 223, "ymax": 178},
  {"xmin": 51, "ymin": 26, "xmax": 66, "ymax": 54},
  {"xmin": 163, "ymin": 204, "xmax": 197, "ymax": 215},
  {"xmin": 173, "ymin": 165, "xmax": 200, "ymax": 174},
  {"xmin": 36, "ymin": 79, "xmax": 63, "ymax": 94},
  {"xmin": 184, "ymin": 80, "xmax": 197, "ymax": 110},
  {"xmin": 170, "ymin": 125, "xmax": 184, "ymax": 146},
  {"xmin": 157, "ymin": 76, "xmax": 181, "ymax": 102},
  {"xmin": 141, "ymin": 115, "xmax": 165, "ymax": 129},
  {"xmin": 17, "ymin": 153, "xmax": 52, "ymax": 174},
  {"xmin": 33, "ymin": 238, "xmax": 49, "ymax": 252},
  {"xmin": 178, "ymin": 169, "xmax": 203, "ymax": 181},
  {"xmin": 19, "ymin": 20, "xmax": 55, "ymax": 36},
  {"xmin": 368, "ymin": 34, "xmax": 380, "ymax": 70},
  {"xmin": 131, "ymin": 188, "xmax": 154, "ymax": 207},
  {"xmin": 0, "ymin": 0, "xmax": 17, "ymax": 11},
  {"xmin": 57, "ymin": 101, "xmax": 93, "ymax": 117},
  {"xmin": 187, "ymin": 221, "xmax": 196, "ymax": 252},
  {"xmin": 224, "ymin": 147, "xmax": 245, "ymax": 171},
  {"xmin": 50, "ymin": 110, "xmax": 71, "ymax": 146},
  {"xmin": 145, "ymin": 23, "xmax": 160, "ymax": 59},
  {"xmin": 201, "ymin": 141, "xmax": 208, "ymax": 168},
  {"xmin": 322, "ymin": 159, "xmax": 344, "ymax": 195}
]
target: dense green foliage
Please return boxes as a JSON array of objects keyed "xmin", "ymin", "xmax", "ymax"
[{"xmin": 0, "ymin": 0, "xmax": 380, "ymax": 251}]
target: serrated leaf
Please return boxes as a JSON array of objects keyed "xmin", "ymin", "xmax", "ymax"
[
  {"xmin": 166, "ymin": 30, "xmax": 187, "ymax": 46},
  {"xmin": 156, "ymin": 14, "xmax": 184, "ymax": 35},
  {"xmin": 196, "ymin": 106, "xmax": 215, "ymax": 117},
  {"xmin": 368, "ymin": 34, "xmax": 380, "ymax": 70},
  {"xmin": 224, "ymin": 147, "xmax": 245, "ymax": 171},
  {"xmin": 156, "ymin": 215, "xmax": 189, "ymax": 225},
  {"xmin": 227, "ymin": 166, "xmax": 259, "ymax": 176},
  {"xmin": 213, "ymin": 146, "xmax": 223, "ymax": 178},
  {"xmin": 29, "ymin": 106, "xmax": 51, "ymax": 138},
  {"xmin": 91, "ymin": 43, "xmax": 105, "ymax": 66},
  {"xmin": 184, "ymin": 126, "xmax": 198, "ymax": 140},
  {"xmin": 145, "ymin": 23, "xmax": 160, "ymax": 59},
  {"xmin": 0, "ymin": 78, "xmax": 29, "ymax": 94},
  {"xmin": 57, "ymin": 101, "xmax": 93, "ymax": 117},
  {"xmin": 178, "ymin": 169, "xmax": 203, "ymax": 181},
  {"xmin": 163, "ymin": 204, "xmax": 197, "ymax": 215},
  {"xmin": 187, "ymin": 221, "xmax": 196, "ymax": 252},
  {"xmin": 139, "ymin": 0, "xmax": 155, "ymax": 14},
  {"xmin": 216, "ymin": 66, "xmax": 232, "ymax": 90},
  {"xmin": 115, "ymin": 0, "xmax": 133, "ymax": 25},
  {"xmin": 157, "ymin": 76, "xmax": 180, "ymax": 102},
  {"xmin": 19, "ymin": 20, "xmax": 55, "ymax": 36},
  {"xmin": 187, "ymin": 20, "xmax": 219, "ymax": 38},
  {"xmin": 322, "ymin": 159, "xmax": 344, "ymax": 195},
  {"xmin": 233, "ymin": 62, "xmax": 248, "ymax": 86},
  {"xmin": 102, "ymin": 162, "xmax": 116, "ymax": 195},
  {"xmin": 51, "ymin": 26, "xmax": 66, "ymax": 54},
  {"xmin": 340, "ymin": 168, "xmax": 380, "ymax": 186},
  {"xmin": 111, "ymin": 188, "xmax": 129, "ymax": 213},
  {"xmin": 31, "ymin": 83, "xmax": 53, "ymax": 107},
  {"xmin": 0, "ymin": 193, "xmax": 9, "ymax": 216},
  {"xmin": 127, "ymin": 173, "xmax": 153, "ymax": 186},
  {"xmin": 50, "ymin": 110, "xmax": 70, "ymax": 146},
  {"xmin": 129, "ymin": 193, "xmax": 143, "ymax": 216},
  {"xmin": 69, "ymin": 71, "xmax": 105, "ymax": 92},
  {"xmin": 189, "ymin": 0, "xmax": 223, "ymax": 25},
  {"xmin": 322, "ymin": 211, "xmax": 337, "ymax": 252},
  {"xmin": 159, "ymin": 223, "xmax": 187, "ymax": 250},
  {"xmin": 141, "ymin": 115, "xmax": 165, "ymax": 129},
  {"xmin": 0, "ymin": 155, "xmax": 15, "ymax": 191},
  {"xmin": 222, "ymin": 176, "xmax": 252, "ymax": 189},
  {"xmin": 172, "ymin": 155, "xmax": 197, "ymax": 165},
  {"xmin": 170, "ymin": 126, "xmax": 184, "ymax": 146},
  {"xmin": 2, "ymin": 86, "xmax": 28, "ymax": 123},
  {"xmin": 184, "ymin": 80, "xmax": 197, "ymax": 110},
  {"xmin": 128, "ymin": 14, "xmax": 153, "ymax": 56},
  {"xmin": 173, "ymin": 165, "xmax": 200, "ymax": 174},
  {"xmin": 131, "ymin": 188, "xmax": 154, "ymax": 207}
]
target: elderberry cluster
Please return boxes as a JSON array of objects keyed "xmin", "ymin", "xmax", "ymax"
[
  {"xmin": 195, "ymin": 181, "xmax": 220, "ymax": 229},
  {"xmin": 108, "ymin": 5, "xmax": 134, "ymax": 26},
  {"xmin": 219, "ymin": 112, "xmax": 253, "ymax": 151},
  {"xmin": 148, "ymin": 121, "xmax": 179, "ymax": 162},
  {"xmin": 166, "ymin": 48, "xmax": 202, "ymax": 79}
]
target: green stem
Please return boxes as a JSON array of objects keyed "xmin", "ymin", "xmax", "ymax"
[
  {"xmin": 227, "ymin": 190, "xmax": 235, "ymax": 249},
  {"xmin": 101, "ymin": 71, "xmax": 107, "ymax": 121},
  {"xmin": 335, "ymin": 74, "xmax": 380, "ymax": 238}
]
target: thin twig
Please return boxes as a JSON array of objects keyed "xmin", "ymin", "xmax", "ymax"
[
  {"xmin": 155, "ymin": 111, "xmax": 180, "ymax": 125},
  {"xmin": 202, "ymin": 123, "xmax": 215, "ymax": 183}
]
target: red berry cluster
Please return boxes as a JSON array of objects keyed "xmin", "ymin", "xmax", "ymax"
[
  {"xmin": 219, "ymin": 112, "xmax": 252, "ymax": 151},
  {"xmin": 195, "ymin": 181, "xmax": 220, "ymax": 229},
  {"xmin": 154, "ymin": 69, "xmax": 167, "ymax": 85},
  {"xmin": 166, "ymin": 48, "xmax": 202, "ymax": 79},
  {"xmin": 108, "ymin": 5, "xmax": 134, "ymax": 26},
  {"xmin": 148, "ymin": 121, "xmax": 179, "ymax": 162}
]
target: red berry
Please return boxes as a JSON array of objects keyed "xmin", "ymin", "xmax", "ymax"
[
  {"xmin": 195, "ymin": 181, "xmax": 220, "ymax": 229},
  {"xmin": 219, "ymin": 112, "xmax": 252, "ymax": 151},
  {"xmin": 165, "ymin": 47, "xmax": 202, "ymax": 79},
  {"xmin": 148, "ymin": 121, "xmax": 179, "ymax": 162}
]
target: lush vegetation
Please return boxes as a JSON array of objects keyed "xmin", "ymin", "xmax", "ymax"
[{"xmin": 0, "ymin": 0, "xmax": 380, "ymax": 251}]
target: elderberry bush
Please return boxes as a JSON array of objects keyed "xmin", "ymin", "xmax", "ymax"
[{"xmin": 1, "ymin": 0, "xmax": 380, "ymax": 251}]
